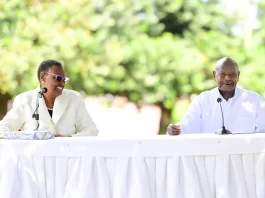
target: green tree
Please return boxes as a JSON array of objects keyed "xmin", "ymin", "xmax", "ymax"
[{"xmin": 1, "ymin": 0, "xmax": 263, "ymax": 133}]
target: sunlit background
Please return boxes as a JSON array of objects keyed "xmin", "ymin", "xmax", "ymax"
[{"xmin": 0, "ymin": 0, "xmax": 264, "ymax": 135}]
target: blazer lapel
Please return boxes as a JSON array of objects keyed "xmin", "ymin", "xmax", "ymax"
[{"xmin": 52, "ymin": 93, "xmax": 68, "ymax": 125}]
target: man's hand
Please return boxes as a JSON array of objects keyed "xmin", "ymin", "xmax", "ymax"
[{"xmin": 167, "ymin": 124, "xmax": 181, "ymax": 135}]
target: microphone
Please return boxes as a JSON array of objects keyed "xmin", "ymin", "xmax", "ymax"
[
  {"xmin": 38, "ymin": 87, "xmax": 48, "ymax": 97},
  {"xmin": 215, "ymin": 97, "xmax": 231, "ymax": 135},
  {"xmin": 32, "ymin": 87, "xmax": 48, "ymax": 131}
]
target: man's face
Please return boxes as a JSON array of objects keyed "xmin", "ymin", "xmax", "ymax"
[{"xmin": 213, "ymin": 63, "xmax": 240, "ymax": 92}]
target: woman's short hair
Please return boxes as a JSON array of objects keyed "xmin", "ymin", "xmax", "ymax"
[{"xmin": 37, "ymin": 60, "xmax": 63, "ymax": 81}]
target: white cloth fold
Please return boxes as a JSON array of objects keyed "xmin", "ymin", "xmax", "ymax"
[{"xmin": 0, "ymin": 135, "xmax": 265, "ymax": 198}]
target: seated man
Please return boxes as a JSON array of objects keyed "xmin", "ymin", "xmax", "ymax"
[{"xmin": 167, "ymin": 57, "xmax": 265, "ymax": 135}]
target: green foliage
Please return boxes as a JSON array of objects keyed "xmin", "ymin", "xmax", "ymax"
[
  {"xmin": 0, "ymin": 0, "xmax": 265, "ymax": 125},
  {"xmin": 171, "ymin": 98, "xmax": 190, "ymax": 123}
]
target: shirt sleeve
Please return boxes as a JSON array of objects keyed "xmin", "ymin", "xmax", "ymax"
[
  {"xmin": 254, "ymin": 95, "xmax": 265, "ymax": 132},
  {"xmin": 179, "ymin": 95, "xmax": 203, "ymax": 134}
]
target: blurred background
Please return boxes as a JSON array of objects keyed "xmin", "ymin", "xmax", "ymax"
[{"xmin": 0, "ymin": 0, "xmax": 264, "ymax": 136}]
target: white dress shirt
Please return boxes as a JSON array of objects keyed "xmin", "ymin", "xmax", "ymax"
[
  {"xmin": 179, "ymin": 87, "xmax": 265, "ymax": 134},
  {"xmin": 0, "ymin": 87, "xmax": 98, "ymax": 137}
]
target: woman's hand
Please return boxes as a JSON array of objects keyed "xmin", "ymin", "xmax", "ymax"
[
  {"xmin": 55, "ymin": 134, "xmax": 72, "ymax": 137},
  {"xmin": 55, "ymin": 134, "xmax": 64, "ymax": 137}
]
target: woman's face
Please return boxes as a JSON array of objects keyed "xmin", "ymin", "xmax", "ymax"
[{"xmin": 40, "ymin": 65, "xmax": 69, "ymax": 98}]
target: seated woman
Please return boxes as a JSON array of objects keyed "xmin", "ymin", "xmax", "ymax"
[{"xmin": 0, "ymin": 60, "xmax": 98, "ymax": 137}]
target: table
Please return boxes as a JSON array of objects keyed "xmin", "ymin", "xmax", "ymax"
[{"xmin": 1, "ymin": 134, "xmax": 265, "ymax": 198}]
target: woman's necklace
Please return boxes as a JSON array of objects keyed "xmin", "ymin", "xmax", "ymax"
[{"xmin": 47, "ymin": 108, "xmax": 53, "ymax": 111}]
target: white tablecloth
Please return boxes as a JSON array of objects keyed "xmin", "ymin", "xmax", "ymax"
[{"xmin": 1, "ymin": 134, "xmax": 265, "ymax": 198}]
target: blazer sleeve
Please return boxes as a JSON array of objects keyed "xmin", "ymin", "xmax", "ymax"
[
  {"xmin": 71, "ymin": 94, "xmax": 99, "ymax": 136},
  {"xmin": 0, "ymin": 95, "xmax": 25, "ymax": 132}
]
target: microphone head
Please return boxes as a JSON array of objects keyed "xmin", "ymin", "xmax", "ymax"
[
  {"xmin": 217, "ymin": 98, "xmax": 222, "ymax": 103},
  {"xmin": 43, "ymin": 87, "xmax": 48, "ymax": 93},
  {"xmin": 41, "ymin": 87, "xmax": 48, "ymax": 93},
  {"xmin": 38, "ymin": 87, "xmax": 48, "ymax": 98}
]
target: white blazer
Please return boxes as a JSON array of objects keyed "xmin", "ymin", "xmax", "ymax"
[{"xmin": 0, "ymin": 88, "xmax": 98, "ymax": 137}]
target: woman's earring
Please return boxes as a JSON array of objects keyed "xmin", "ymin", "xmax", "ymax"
[{"xmin": 41, "ymin": 81, "xmax": 44, "ymax": 83}]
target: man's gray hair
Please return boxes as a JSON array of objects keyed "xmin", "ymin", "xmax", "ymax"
[{"xmin": 215, "ymin": 57, "xmax": 239, "ymax": 71}]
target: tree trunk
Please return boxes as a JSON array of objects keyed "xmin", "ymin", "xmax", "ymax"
[
  {"xmin": 0, "ymin": 93, "xmax": 11, "ymax": 119},
  {"xmin": 156, "ymin": 101, "xmax": 172, "ymax": 135}
]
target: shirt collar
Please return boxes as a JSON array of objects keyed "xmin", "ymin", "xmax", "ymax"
[{"xmin": 216, "ymin": 87, "xmax": 238, "ymax": 102}]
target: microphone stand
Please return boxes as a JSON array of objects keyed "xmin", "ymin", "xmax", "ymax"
[
  {"xmin": 216, "ymin": 98, "xmax": 231, "ymax": 135},
  {"xmin": 32, "ymin": 92, "xmax": 43, "ymax": 131},
  {"xmin": 216, "ymin": 126, "xmax": 231, "ymax": 135}
]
